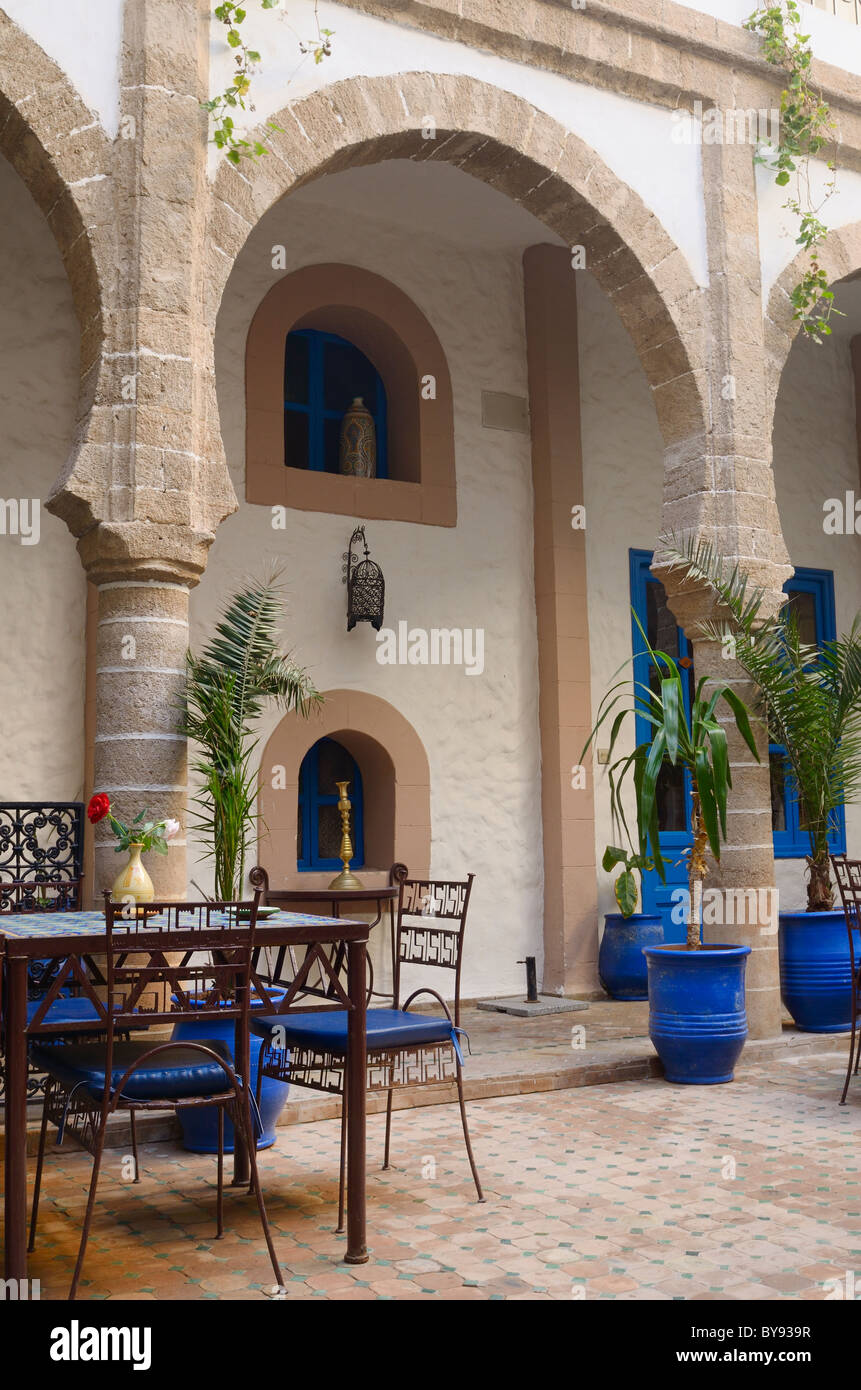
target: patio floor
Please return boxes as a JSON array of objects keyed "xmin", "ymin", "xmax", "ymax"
[{"xmin": 11, "ymin": 1042, "xmax": 861, "ymax": 1300}]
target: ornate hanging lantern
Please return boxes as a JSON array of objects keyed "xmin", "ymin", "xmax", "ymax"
[{"xmin": 343, "ymin": 525, "xmax": 385, "ymax": 632}]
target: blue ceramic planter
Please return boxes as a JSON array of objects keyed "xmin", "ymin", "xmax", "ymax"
[
  {"xmin": 779, "ymin": 910, "xmax": 858, "ymax": 1033},
  {"xmin": 599, "ymin": 913, "xmax": 664, "ymax": 1000},
  {"xmin": 170, "ymin": 989, "xmax": 290, "ymax": 1153},
  {"xmin": 643, "ymin": 944, "xmax": 751, "ymax": 1084}
]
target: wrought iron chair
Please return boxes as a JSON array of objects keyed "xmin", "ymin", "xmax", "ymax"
[
  {"xmin": 251, "ymin": 864, "xmax": 484, "ymax": 1231},
  {"xmin": 830, "ymin": 854, "xmax": 861, "ymax": 1104},
  {"xmin": 27, "ymin": 891, "xmax": 283, "ymax": 1299},
  {"xmin": 0, "ymin": 878, "xmax": 115, "ymax": 1100},
  {"xmin": 0, "ymin": 803, "xmax": 89, "ymax": 1095}
]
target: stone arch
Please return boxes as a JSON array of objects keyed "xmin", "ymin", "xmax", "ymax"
[
  {"xmin": 245, "ymin": 261, "xmax": 456, "ymax": 522},
  {"xmin": 208, "ymin": 72, "xmax": 708, "ymax": 452},
  {"xmin": 0, "ymin": 8, "xmax": 112, "ymax": 532},
  {"xmin": 765, "ymin": 219, "xmax": 861, "ymax": 401},
  {"xmin": 258, "ymin": 689, "xmax": 431, "ymax": 890}
]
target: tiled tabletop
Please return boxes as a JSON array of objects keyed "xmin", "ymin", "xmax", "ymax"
[{"xmin": 0, "ymin": 909, "xmax": 363, "ymax": 941}]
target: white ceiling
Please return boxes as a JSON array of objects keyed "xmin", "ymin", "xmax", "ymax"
[{"xmin": 290, "ymin": 159, "xmax": 565, "ymax": 252}]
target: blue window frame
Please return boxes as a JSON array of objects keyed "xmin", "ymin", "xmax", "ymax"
[
  {"xmin": 629, "ymin": 550, "xmax": 696, "ymax": 939},
  {"xmin": 284, "ymin": 328, "xmax": 388, "ymax": 478},
  {"xmin": 771, "ymin": 567, "xmax": 846, "ymax": 858},
  {"xmin": 297, "ymin": 737, "xmax": 364, "ymax": 872}
]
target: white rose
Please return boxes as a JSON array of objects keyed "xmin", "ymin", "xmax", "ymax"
[{"xmin": 163, "ymin": 818, "xmax": 181, "ymax": 841}]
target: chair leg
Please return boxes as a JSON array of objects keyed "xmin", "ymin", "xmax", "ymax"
[
  {"xmin": 455, "ymin": 1065, "xmax": 485, "ymax": 1202},
  {"xmin": 216, "ymin": 1105, "xmax": 225, "ymax": 1239},
  {"xmin": 129, "ymin": 1108, "xmax": 140, "ymax": 1183},
  {"xmin": 336, "ymin": 1088, "xmax": 348, "ymax": 1235},
  {"xmin": 69, "ymin": 1109, "xmax": 109, "ymax": 1301},
  {"xmin": 842, "ymin": 986, "xmax": 859, "ymax": 1104},
  {"xmin": 27, "ymin": 1096, "xmax": 51, "ymax": 1252},
  {"xmin": 382, "ymin": 1088, "xmax": 394, "ymax": 1170},
  {"xmin": 236, "ymin": 1088, "xmax": 284, "ymax": 1290}
]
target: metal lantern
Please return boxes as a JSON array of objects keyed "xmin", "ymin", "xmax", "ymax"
[{"xmin": 343, "ymin": 525, "xmax": 385, "ymax": 632}]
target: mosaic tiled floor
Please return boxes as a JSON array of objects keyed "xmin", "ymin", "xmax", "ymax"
[{"xmin": 10, "ymin": 1047, "xmax": 861, "ymax": 1300}]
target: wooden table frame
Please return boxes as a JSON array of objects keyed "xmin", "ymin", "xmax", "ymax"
[{"xmin": 0, "ymin": 910, "xmax": 372, "ymax": 1283}]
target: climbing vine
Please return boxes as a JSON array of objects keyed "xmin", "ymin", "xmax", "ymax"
[
  {"xmin": 744, "ymin": 0, "xmax": 840, "ymax": 342},
  {"xmin": 205, "ymin": 1, "xmax": 333, "ymax": 166}
]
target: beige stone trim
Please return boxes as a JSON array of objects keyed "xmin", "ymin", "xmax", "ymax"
[
  {"xmin": 245, "ymin": 262, "xmax": 456, "ymax": 524},
  {"xmin": 258, "ymin": 689, "xmax": 431, "ymax": 889}
]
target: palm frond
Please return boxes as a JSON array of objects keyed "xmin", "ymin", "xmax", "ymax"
[{"xmin": 180, "ymin": 573, "xmax": 320, "ymax": 897}]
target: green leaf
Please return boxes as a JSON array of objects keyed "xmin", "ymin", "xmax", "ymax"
[
  {"xmin": 602, "ymin": 846, "xmax": 628, "ymax": 872},
  {"xmin": 614, "ymin": 870, "xmax": 638, "ymax": 917}
]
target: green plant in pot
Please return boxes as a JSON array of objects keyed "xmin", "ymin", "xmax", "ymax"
[
  {"xmin": 662, "ymin": 538, "xmax": 861, "ymax": 1032},
  {"xmin": 596, "ymin": 839, "xmax": 662, "ymax": 1001},
  {"xmin": 585, "ymin": 611, "xmax": 761, "ymax": 1082}
]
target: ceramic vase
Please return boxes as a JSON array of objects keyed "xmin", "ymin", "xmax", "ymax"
[
  {"xmin": 339, "ymin": 396, "xmax": 376, "ymax": 478},
  {"xmin": 111, "ymin": 843, "xmax": 154, "ymax": 904}
]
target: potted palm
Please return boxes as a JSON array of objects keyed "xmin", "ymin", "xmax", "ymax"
[
  {"xmin": 598, "ymin": 846, "xmax": 663, "ymax": 1001},
  {"xmin": 661, "ymin": 539, "xmax": 861, "ymax": 1032},
  {"xmin": 181, "ymin": 571, "xmax": 320, "ymax": 899},
  {"xmin": 177, "ymin": 572, "xmax": 320, "ymax": 1150},
  {"xmin": 585, "ymin": 613, "xmax": 761, "ymax": 1083}
]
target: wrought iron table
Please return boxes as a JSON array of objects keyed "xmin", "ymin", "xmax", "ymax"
[{"xmin": 0, "ymin": 907, "xmax": 372, "ymax": 1282}]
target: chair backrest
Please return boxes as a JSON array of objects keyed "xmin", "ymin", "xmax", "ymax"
[
  {"xmin": 831, "ymin": 855, "xmax": 861, "ymax": 977},
  {"xmin": 0, "ymin": 879, "xmax": 82, "ymax": 914},
  {"xmin": 392, "ymin": 866, "xmax": 474, "ymax": 1025},
  {"xmin": 101, "ymin": 890, "xmax": 262, "ymax": 1032}
]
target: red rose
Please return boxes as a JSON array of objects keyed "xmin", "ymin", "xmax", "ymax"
[{"xmin": 87, "ymin": 793, "xmax": 111, "ymax": 825}]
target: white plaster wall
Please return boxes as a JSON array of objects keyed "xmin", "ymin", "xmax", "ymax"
[
  {"xmin": 772, "ymin": 315, "xmax": 861, "ymax": 909},
  {"xmin": 579, "ymin": 270, "xmax": 665, "ymax": 934},
  {"xmin": 0, "ymin": 155, "xmax": 86, "ymax": 800},
  {"xmin": 0, "ymin": 0, "xmax": 121, "ymax": 136},
  {"xmin": 759, "ymin": 163, "xmax": 861, "ymax": 302},
  {"xmin": 198, "ymin": 174, "xmax": 545, "ymax": 1001}
]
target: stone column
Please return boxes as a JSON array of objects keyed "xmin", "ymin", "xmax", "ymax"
[
  {"xmin": 654, "ymin": 140, "xmax": 791, "ymax": 1039},
  {"xmin": 657, "ymin": 586, "xmax": 783, "ymax": 1039},
  {"xmin": 523, "ymin": 244, "xmax": 598, "ymax": 995},
  {"xmin": 88, "ymin": 574, "xmax": 190, "ymax": 902}
]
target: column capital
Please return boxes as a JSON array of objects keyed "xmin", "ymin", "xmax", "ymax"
[{"xmin": 78, "ymin": 520, "xmax": 214, "ymax": 588}]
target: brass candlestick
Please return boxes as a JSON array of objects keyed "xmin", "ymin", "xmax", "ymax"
[{"xmin": 328, "ymin": 780, "xmax": 364, "ymax": 890}]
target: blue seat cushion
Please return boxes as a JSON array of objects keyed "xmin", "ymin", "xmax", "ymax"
[
  {"xmin": 28, "ymin": 1038, "xmax": 235, "ymax": 1101},
  {"xmin": 250, "ymin": 1007, "xmax": 454, "ymax": 1053},
  {"xmin": 26, "ymin": 997, "xmax": 106, "ymax": 1029}
]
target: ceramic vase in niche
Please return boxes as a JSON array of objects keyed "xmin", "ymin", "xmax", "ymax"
[
  {"xmin": 111, "ymin": 843, "xmax": 154, "ymax": 904},
  {"xmin": 339, "ymin": 396, "xmax": 376, "ymax": 478}
]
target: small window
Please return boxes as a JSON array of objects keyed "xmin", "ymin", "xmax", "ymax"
[
  {"xmin": 284, "ymin": 329, "xmax": 388, "ymax": 477},
  {"xmin": 297, "ymin": 737, "xmax": 364, "ymax": 872},
  {"xmin": 770, "ymin": 567, "xmax": 846, "ymax": 858}
]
